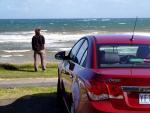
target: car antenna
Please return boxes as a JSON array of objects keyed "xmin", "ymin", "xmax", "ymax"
[{"xmin": 130, "ymin": 17, "xmax": 138, "ymax": 41}]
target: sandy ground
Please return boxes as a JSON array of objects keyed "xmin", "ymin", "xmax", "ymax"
[{"xmin": 0, "ymin": 50, "xmax": 58, "ymax": 64}]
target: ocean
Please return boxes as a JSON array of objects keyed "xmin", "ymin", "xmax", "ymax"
[{"xmin": 0, "ymin": 18, "xmax": 150, "ymax": 63}]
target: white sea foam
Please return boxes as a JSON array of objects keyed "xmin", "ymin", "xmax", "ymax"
[
  {"xmin": 92, "ymin": 32, "xmax": 99, "ymax": 34},
  {"xmin": 118, "ymin": 23, "xmax": 127, "ymax": 25},
  {"xmin": 82, "ymin": 19, "xmax": 91, "ymax": 22},
  {"xmin": 101, "ymin": 18, "xmax": 111, "ymax": 21},
  {"xmin": 3, "ymin": 50, "xmax": 30, "ymax": 53},
  {"xmin": 91, "ymin": 19, "xmax": 97, "ymax": 21},
  {"xmin": 0, "ymin": 54, "xmax": 24, "ymax": 58},
  {"xmin": 0, "ymin": 32, "xmax": 84, "ymax": 43},
  {"xmin": 41, "ymin": 30, "xmax": 48, "ymax": 32},
  {"xmin": 122, "ymin": 32, "xmax": 150, "ymax": 36},
  {"xmin": 50, "ymin": 48, "xmax": 71, "ymax": 53},
  {"xmin": 14, "ymin": 55, "xmax": 24, "ymax": 57},
  {"xmin": 59, "ymin": 47, "xmax": 71, "ymax": 51},
  {"xmin": 101, "ymin": 26, "xmax": 106, "ymax": 28},
  {"xmin": 50, "ymin": 50, "xmax": 58, "ymax": 53},
  {"xmin": 135, "ymin": 32, "xmax": 150, "ymax": 36},
  {"xmin": 0, "ymin": 31, "xmax": 34, "ymax": 35},
  {"xmin": 0, "ymin": 34, "xmax": 32, "ymax": 43},
  {"xmin": 0, "ymin": 55, "xmax": 12, "ymax": 58},
  {"xmin": 0, "ymin": 30, "xmax": 109, "ymax": 45},
  {"xmin": 0, "ymin": 32, "xmax": 90, "ymax": 52},
  {"xmin": 44, "ymin": 33, "xmax": 84, "ymax": 43},
  {"xmin": 3, "ymin": 31, "xmax": 150, "ymax": 46},
  {"xmin": 0, "ymin": 41, "xmax": 5, "ymax": 43},
  {"xmin": 0, "ymin": 30, "xmax": 47, "ymax": 36}
]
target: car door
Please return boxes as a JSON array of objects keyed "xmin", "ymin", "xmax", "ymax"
[
  {"xmin": 61, "ymin": 38, "xmax": 85, "ymax": 108},
  {"xmin": 71, "ymin": 40, "xmax": 88, "ymax": 112}
]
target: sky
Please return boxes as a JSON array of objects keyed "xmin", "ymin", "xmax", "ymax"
[{"xmin": 0, "ymin": 0, "xmax": 150, "ymax": 19}]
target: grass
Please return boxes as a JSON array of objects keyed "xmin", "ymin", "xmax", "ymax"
[
  {"xmin": 0, "ymin": 63, "xmax": 58, "ymax": 79},
  {"xmin": 0, "ymin": 86, "xmax": 67, "ymax": 113},
  {"xmin": 0, "ymin": 86, "xmax": 56, "ymax": 100}
]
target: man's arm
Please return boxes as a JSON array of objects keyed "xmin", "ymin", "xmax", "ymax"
[
  {"xmin": 42, "ymin": 36, "xmax": 45, "ymax": 44},
  {"xmin": 32, "ymin": 37, "xmax": 35, "ymax": 50},
  {"xmin": 42, "ymin": 36, "xmax": 45, "ymax": 49}
]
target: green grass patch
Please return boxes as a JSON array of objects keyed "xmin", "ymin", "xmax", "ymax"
[
  {"xmin": 0, "ymin": 86, "xmax": 56, "ymax": 100},
  {"xmin": 0, "ymin": 63, "xmax": 58, "ymax": 79}
]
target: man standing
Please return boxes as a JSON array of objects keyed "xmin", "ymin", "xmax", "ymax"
[{"xmin": 32, "ymin": 28, "xmax": 46, "ymax": 72}]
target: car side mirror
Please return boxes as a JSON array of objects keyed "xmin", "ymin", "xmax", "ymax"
[
  {"xmin": 72, "ymin": 57, "xmax": 79, "ymax": 64},
  {"xmin": 55, "ymin": 51, "xmax": 67, "ymax": 60}
]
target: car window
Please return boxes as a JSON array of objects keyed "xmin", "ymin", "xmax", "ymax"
[
  {"xmin": 76, "ymin": 40, "xmax": 88, "ymax": 64},
  {"xmin": 97, "ymin": 44, "xmax": 150, "ymax": 68},
  {"xmin": 80, "ymin": 50, "xmax": 87, "ymax": 67},
  {"xmin": 69, "ymin": 39, "xmax": 84, "ymax": 60}
]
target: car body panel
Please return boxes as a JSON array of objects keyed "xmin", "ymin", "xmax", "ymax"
[
  {"xmin": 95, "ymin": 35, "xmax": 150, "ymax": 44},
  {"xmin": 56, "ymin": 34, "xmax": 150, "ymax": 113}
]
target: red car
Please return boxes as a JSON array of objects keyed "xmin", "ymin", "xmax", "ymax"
[{"xmin": 55, "ymin": 34, "xmax": 150, "ymax": 113}]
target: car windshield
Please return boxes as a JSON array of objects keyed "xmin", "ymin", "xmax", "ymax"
[{"xmin": 97, "ymin": 44, "xmax": 150, "ymax": 68}]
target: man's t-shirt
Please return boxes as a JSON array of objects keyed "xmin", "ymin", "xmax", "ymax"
[{"xmin": 32, "ymin": 35, "xmax": 45, "ymax": 51}]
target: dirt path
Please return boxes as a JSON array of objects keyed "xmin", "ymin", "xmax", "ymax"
[{"xmin": 0, "ymin": 78, "xmax": 57, "ymax": 88}]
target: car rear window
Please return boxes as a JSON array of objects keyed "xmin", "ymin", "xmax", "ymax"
[{"xmin": 97, "ymin": 44, "xmax": 150, "ymax": 68}]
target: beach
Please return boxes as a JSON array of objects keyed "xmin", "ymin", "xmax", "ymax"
[{"xmin": 0, "ymin": 18, "xmax": 150, "ymax": 64}]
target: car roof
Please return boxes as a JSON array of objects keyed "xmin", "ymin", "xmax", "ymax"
[{"xmin": 92, "ymin": 34, "xmax": 150, "ymax": 44}]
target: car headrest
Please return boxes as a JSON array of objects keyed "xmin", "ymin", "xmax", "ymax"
[
  {"xmin": 99, "ymin": 51, "xmax": 120, "ymax": 64},
  {"xmin": 136, "ymin": 46, "xmax": 150, "ymax": 59}
]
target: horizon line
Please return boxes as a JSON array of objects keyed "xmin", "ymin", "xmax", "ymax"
[{"xmin": 0, "ymin": 17, "xmax": 150, "ymax": 19}]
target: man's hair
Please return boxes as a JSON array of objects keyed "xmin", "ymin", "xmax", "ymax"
[{"xmin": 35, "ymin": 28, "xmax": 41, "ymax": 32}]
